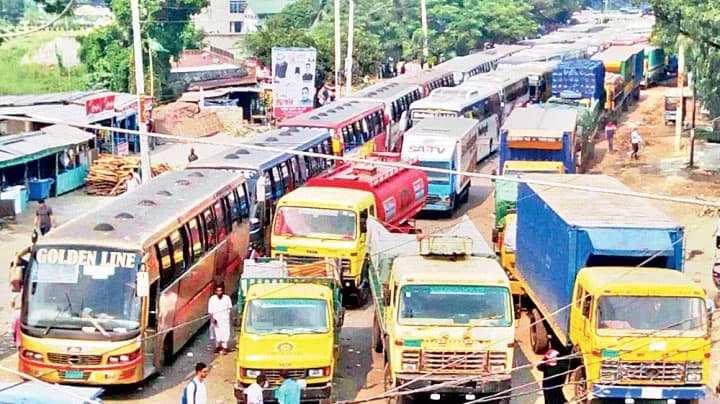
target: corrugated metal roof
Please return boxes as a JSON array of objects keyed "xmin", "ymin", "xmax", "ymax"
[
  {"xmin": 522, "ymin": 174, "xmax": 679, "ymax": 229},
  {"xmin": 502, "ymin": 106, "xmax": 578, "ymax": 133},
  {"xmin": 0, "ymin": 124, "xmax": 94, "ymax": 168},
  {"xmin": 0, "ymin": 91, "xmax": 100, "ymax": 107}
]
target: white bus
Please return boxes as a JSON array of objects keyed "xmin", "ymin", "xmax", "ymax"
[
  {"xmin": 465, "ymin": 71, "xmax": 530, "ymax": 123},
  {"xmin": 408, "ymin": 86, "xmax": 502, "ymax": 162}
]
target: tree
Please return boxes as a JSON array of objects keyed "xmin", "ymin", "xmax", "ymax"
[
  {"xmin": 0, "ymin": 0, "xmax": 26, "ymax": 24},
  {"xmin": 79, "ymin": 0, "xmax": 206, "ymax": 99},
  {"xmin": 649, "ymin": 0, "xmax": 720, "ymax": 117}
]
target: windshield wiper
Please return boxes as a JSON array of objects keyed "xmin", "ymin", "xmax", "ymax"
[
  {"xmin": 44, "ymin": 293, "xmax": 75, "ymax": 335},
  {"xmin": 83, "ymin": 311, "xmax": 111, "ymax": 338}
]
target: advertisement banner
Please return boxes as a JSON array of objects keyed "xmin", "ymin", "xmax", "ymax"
[
  {"xmin": 271, "ymin": 47, "xmax": 317, "ymax": 120},
  {"xmin": 85, "ymin": 95, "xmax": 116, "ymax": 118}
]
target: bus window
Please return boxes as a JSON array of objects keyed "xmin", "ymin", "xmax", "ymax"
[
  {"xmin": 360, "ymin": 120, "xmax": 371, "ymax": 142},
  {"xmin": 156, "ymin": 237, "xmax": 173, "ymax": 289},
  {"xmin": 271, "ymin": 166, "xmax": 284, "ymax": 196},
  {"xmin": 305, "ymin": 154, "xmax": 317, "ymax": 176},
  {"xmin": 215, "ymin": 200, "xmax": 228, "ymax": 240},
  {"xmin": 187, "ymin": 218, "xmax": 203, "ymax": 261},
  {"xmin": 168, "ymin": 229, "xmax": 187, "ymax": 273},
  {"xmin": 291, "ymin": 156, "xmax": 306, "ymax": 183},
  {"xmin": 239, "ymin": 184, "xmax": 250, "ymax": 220},
  {"xmin": 227, "ymin": 190, "xmax": 240, "ymax": 225},
  {"xmin": 281, "ymin": 161, "xmax": 292, "ymax": 191},
  {"xmin": 203, "ymin": 208, "xmax": 217, "ymax": 249}
]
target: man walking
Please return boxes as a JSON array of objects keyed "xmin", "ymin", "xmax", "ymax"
[
  {"xmin": 245, "ymin": 373, "xmax": 267, "ymax": 404},
  {"xmin": 208, "ymin": 282, "xmax": 233, "ymax": 355},
  {"xmin": 536, "ymin": 349, "xmax": 568, "ymax": 404},
  {"xmin": 181, "ymin": 362, "xmax": 208, "ymax": 404},
  {"xmin": 630, "ymin": 127, "xmax": 642, "ymax": 160},
  {"xmin": 188, "ymin": 148, "xmax": 199, "ymax": 163},
  {"xmin": 274, "ymin": 370, "xmax": 301, "ymax": 404},
  {"xmin": 33, "ymin": 199, "xmax": 55, "ymax": 236},
  {"xmin": 605, "ymin": 121, "xmax": 617, "ymax": 152}
]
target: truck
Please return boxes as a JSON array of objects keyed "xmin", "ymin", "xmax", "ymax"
[
  {"xmin": 592, "ymin": 45, "xmax": 645, "ymax": 108},
  {"xmin": 516, "ymin": 174, "xmax": 712, "ymax": 403},
  {"xmin": 400, "ymin": 117, "xmax": 477, "ymax": 212},
  {"xmin": 270, "ymin": 152, "xmax": 427, "ymax": 306},
  {"xmin": 643, "ymin": 46, "xmax": 666, "ymax": 87},
  {"xmin": 234, "ymin": 258, "xmax": 344, "ymax": 404},
  {"xmin": 368, "ymin": 215, "xmax": 515, "ymax": 404}
]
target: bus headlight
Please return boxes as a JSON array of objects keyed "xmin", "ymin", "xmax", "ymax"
[
  {"xmin": 108, "ymin": 349, "xmax": 140, "ymax": 364},
  {"xmin": 22, "ymin": 349, "xmax": 43, "ymax": 360},
  {"xmin": 308, "ymin": 367, "xmax": 328, "ymax": 377}
]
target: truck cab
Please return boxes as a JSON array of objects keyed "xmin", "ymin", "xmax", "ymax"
[
  {"xmin": 567, "ymin": 267, "xmax": 711, "ymax": 402},
  {"xmin": 370, "ymin": 220, "xmax": 514, "ymax": 402},
  {"xmin": 234, "ymin": 259, "xmax": 343, "ymax": 404}
]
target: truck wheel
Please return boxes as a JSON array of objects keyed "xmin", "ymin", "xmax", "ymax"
[
  {"xmin": 373, "ymin": 313, "xmax": 384, "ymax": 353},
  {"xmin": 571, "ymin": 365, "xmax": 589, "ymax": 404},
  {"xmin": 529, "ymin": 309, "xmax": 549, "ymax": 354}
]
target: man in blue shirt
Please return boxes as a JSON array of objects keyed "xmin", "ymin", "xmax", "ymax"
[{"xmin": 274, "ymin": 369, "xmax": 301, "ymax": 404}]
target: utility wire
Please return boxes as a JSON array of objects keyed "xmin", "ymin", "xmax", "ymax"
[{"xmin": 0, "ymin": 0, "xmax": 76, "ymax": 39}]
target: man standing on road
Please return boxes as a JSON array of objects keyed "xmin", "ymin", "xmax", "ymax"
[
  {"xmin": 182, "ymin": 362, "xmax": 208, "ymax": 404},
  {"xmin": 208, "ymin": 282, "xmax": 233, "ymax": 355},
  {"xmin": 188, "ymin": 148, "xmax": 199, "ymax": 163},
  {"xmin": 605, "ymin": 121, "xmax": 617, "ymax": 152},
  {"xmin": 245, "ymin": 373, "xmax": 267, "ymax": 404},
  {"xmin": 33, "ymin": 199, "xmax": 55, "ymax": 236},
  {"xmin": 274, "ymin": 370, "xmax": 301, "ymax": 404},
  {"xmin": 630, "ymin": 127, "xmax": 642, "ymax": 160},
  {"xmin": 536, "ymin": 349, "xmax": 568, "ymax": 404}
]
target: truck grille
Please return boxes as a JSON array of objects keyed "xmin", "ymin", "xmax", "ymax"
[
  {"xmin": 47, "ymin": 353, "xmax": 102, "ymax": 366},
  {"xmin": 259, "ymin": 369, "xmax": 307, "ymax": 385},
  {"xmin": 602, "ymin": 361, "xmax": 685, "ymax": 382},
  {"xmin": 421, "ymin": 351, "xmax": 506, "ymax": 372}
]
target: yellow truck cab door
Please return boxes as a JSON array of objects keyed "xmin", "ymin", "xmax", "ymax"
[{"xmin": 569, "ymin": 284, "xmax": 592, "ymax": 342}]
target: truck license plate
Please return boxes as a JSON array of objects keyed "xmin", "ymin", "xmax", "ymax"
[
  {"xmin": 640, "ymin": 387, "xmax": 663, "ymax": 399},
  {"xmin": 63, "ymin": 370, "xmax": 85, "ymax": 379}
]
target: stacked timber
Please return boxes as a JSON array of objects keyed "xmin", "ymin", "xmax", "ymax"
[{"xmin": 86, "ymin": 154, "xmax": 172, "ymax": 196}]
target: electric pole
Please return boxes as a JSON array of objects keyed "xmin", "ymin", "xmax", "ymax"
[
  {"xmin": 334, "ymin": 0, "xmax": 341, "ymax": 98},
  {"xmin": 345, "ymin": 0, "xmax": 354, "ymax": 96},
  {"xmin": 675, "ymin": 40, "xmax": 685, "ymax": 152},
  {"xmin": 131, "ymin": 0, "xmax": 151, "ymax": 182},
  {"xmin": 420, "ymin": 0, "xmax": 429, "ymax": 67}
]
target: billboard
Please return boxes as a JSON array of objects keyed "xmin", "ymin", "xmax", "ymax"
[{"xmin": 271, "ymin": 47, "xmax": 317, "ymax": 120}]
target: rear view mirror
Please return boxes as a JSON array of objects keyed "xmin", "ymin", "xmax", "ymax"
[{"xmin": 136, "ymin": 271, "xmax": 149, "ymax": 297}]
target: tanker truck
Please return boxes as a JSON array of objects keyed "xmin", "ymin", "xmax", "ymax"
[
  {"xmin": 270, "ymin": 152, "xmax": 427, "ymax": 306},
  {"xmin": 515, "ymin": 174, "xmax": 712, "ymax": 403}
]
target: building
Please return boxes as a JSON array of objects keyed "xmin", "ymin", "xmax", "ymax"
[{"xmin": 243, "ymin": 0, "xmax": 297, "ymax": 33}]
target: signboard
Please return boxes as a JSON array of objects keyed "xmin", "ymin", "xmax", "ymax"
[
  {"xmin": 271, "ymin": 47, "xmax": 317, "ymax": 120},
  {"xmin": 85, "ymin": 95, "xmax": 116, "ymax": 118},
  {"xmin": 117, "ymin": 141, "xmax": 129, "ymax": 156}
]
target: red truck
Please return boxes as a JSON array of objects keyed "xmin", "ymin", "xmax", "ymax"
[{"xmin": 270, "ymin": 152, "xmax": 428, "ymax": 305}]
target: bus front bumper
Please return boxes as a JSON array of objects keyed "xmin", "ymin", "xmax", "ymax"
[
  {"xmin": 591, "ymin": 384, "xmax": 706, "ymax": 400},
  {"xmin": 235, "ymin": 382, "xmax": 332, "ymax": 403},
  {"xmin": 395, "ymin": 372, "xmax": 511, "ymax": 395},
  {"xmin": 19, "ymin": 354, "xmax": 145, "ymax": 385}
]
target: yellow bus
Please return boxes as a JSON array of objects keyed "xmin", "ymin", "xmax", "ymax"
[{"xmin": 18, "ymin": 169, "xmax": 250, "ymax": 385}]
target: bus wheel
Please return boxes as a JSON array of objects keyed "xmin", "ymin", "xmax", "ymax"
[
  {"xmin": 162, "ymin": 333, "xmax": 174, "ymax": 366},
  {"xmin": 529, "ymin": 308, "xmax": 549, "ymax": 354}
]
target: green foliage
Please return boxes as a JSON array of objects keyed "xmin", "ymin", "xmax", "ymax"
[
  {"xmin": 0, "ymin": 0, "xmax": 26, "ymax": 24},
  {"xmin": 246, "ymin": 0, "xmax": 561, "ymax": 83},
  {"xmin": 0, "ymin": 31, "xmax": 89, "ymax": 94},
  {"xmin": 79, "ymin": 0, "xmax": 206, "ymax": 99},
  {"xmin": 649, "ymin": 0, "xmax": 720, "ymax": 117}
]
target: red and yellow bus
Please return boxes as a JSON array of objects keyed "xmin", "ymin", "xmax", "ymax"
[
  {"xmin": 18, "ymin": 169, "xmax": 250, "ymax": 384},
  {"xmin": 279, "ymin": 100, "xmax": 386, "ymax": 159}
]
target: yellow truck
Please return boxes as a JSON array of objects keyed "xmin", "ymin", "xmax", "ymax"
[
  {"xmin": 234, "ymin": 258, "xmax": 344, "ymax": 404},
  {"xmin": 368, "ymin": 216, "xmax": 515, "ymax": 403}
]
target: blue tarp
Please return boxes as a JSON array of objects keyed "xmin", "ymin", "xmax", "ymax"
[{"xmin": 584, "ymin": 228, "xmax": 674, "ymax": 256}]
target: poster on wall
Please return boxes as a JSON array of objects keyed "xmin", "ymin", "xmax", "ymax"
[{"xmin": 271, "ymin": 47, "xmax": 317, "ymax": 120}]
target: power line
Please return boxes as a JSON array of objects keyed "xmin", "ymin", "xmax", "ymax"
[
  {"xmin": 1, "ymin": 114, "xmax": 718, "ymax": 209},
  {"xmin": 0, "ymin": 0, "xmax": 76, "ymax": 39}
]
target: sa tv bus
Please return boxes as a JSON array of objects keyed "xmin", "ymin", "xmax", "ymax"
[{"xmin": 19, "ymin": 169, "xmax": 250, "ymax": 385}]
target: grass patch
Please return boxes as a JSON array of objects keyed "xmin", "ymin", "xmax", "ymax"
[{"xmin": 0, "ymin": 31, "xmax": 90, "ymax": 95}]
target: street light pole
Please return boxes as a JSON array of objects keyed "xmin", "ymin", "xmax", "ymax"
[
  {"xmin": 131, "ymin": 0, "xmax": 151, "ymax": 182},
  {"xmin": 675, "ymin": 39, "xmax": 685, "ymax": 152},
  {"xmin": 420, "ymin": 0, "xmax": 429, "ymax": 67},
  {"xmin": 345, "ymin": 0, "xmax": 354, "ymax": 96},
  {"xmin": 334, "ymin": 0, "xmax": 341, "ymax": 98}
]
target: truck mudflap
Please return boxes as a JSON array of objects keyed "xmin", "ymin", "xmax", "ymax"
[
  {"xmin": 234, "ymin": 382, "xmax": 332, "ymax": 403},
  {"xmin": 394, "ymin": 373, "xmax": 511, "ymax": 395},
  {"xmin": 591, "ymin": 384, "xmax": 706, "ymax": 400}
]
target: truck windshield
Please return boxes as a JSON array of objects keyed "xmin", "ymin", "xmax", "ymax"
[
  {"xmin": 398, "ymin": 285, "xmax": 512, "ymax": 327},
  {"xmin": 596, "ymin": 296, "xmax": 707, "ymax": 336},
  {"xmin": 273, "ymin": 206, "xmax": 357, "ymax": 240},
  {"xmin": 419, "ymin": 161, "xmax": 451, "ymax": 185},
  {"xmin": 23, "ymin": 247, "xmax": 141, "ymax": 334},
  {"xmin": 245, "ymin": 298, "xmax": 329, "ymax": 334}
]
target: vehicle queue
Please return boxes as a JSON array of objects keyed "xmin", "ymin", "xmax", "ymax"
[{"xmin": 9, "ymin": 10, "xmax": 715, "ymax": 404}]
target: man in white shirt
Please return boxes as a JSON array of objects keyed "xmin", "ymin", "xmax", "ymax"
[
  {"xmin": 182, "ymin": 362, "xmax": 208, "ymax": 404},
  {"xmin": 630, "ymin": 128, "xmax": 642, "ymax": 160},
  {"xmin": 125, "ymin": 170, "xmax": 141, "ymax": 193},
  {"xmin": 245, "ymin": 374, "xmax": 267, "ymax": 404},
  {"xmin": 208, "ymin": 282, "xmax": 233, "ymax": 354}
]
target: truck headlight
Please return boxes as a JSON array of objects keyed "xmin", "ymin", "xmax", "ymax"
[
  {"xmin": 685, "ymin": 362, "xmax": 703, "ymax": 382},
  {"xmin": 402, "ymin": 362, "xmax": 418, "ymax": 371},
  {"xmin": 308, "ymin": 368, "xmax": 325, "ymax": 378},
  {"xmin": 401, "ymin": 351, "xmax": 420, "ymax": 372},
  {"xmin": 245, "ymin": 369, "xmax": 261, "ymax": 378},
  {"xmin": 600, "ymin": 360, "xmax": 619, "ymax": 381}
]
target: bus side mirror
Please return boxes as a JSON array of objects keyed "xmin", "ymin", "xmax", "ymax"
[
  {"xmin": 399, "ymin": 111, "xmax": 409, "ymax": 132},
  {"xmin": 136, "ymin": 270, "xmax": 150, "ymax": 298}
]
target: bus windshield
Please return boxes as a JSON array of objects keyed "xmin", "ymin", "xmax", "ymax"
[
  {"xmin": 419, "ymin": 161, "xmax": 451, "ymax": 185},
  {"xmin": 398, "ymin": 285, "xmax": 512, "ymax": 327},
  {"xmin": 245, "ymin": 299, "xmax": 329, "ymax": 334},
  {"xmin": 24, "ymin": 247, "xmax": 141, "ymax": 334},
  {"xmin": 273, "ymin": 206, "xmax": 357, "ymax": 240}
]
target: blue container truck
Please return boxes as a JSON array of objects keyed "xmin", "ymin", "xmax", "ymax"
[
  {"xmin": 551, "ymin": 60, "xmax": 606, "ymax": 100},
  {"xmin": 515, "ymin": 174, "xmax": 712, "ymax": 403}
]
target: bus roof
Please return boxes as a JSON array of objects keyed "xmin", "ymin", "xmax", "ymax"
[
  {"xmin": 279, "ymin": 100, "xmax": 383, "ymax": 129},
  {"xmin": 434, "ymin": 44, "xmax": 527, "ymax": 73},
  {"xmin": 466, "ymin": 70, "xmax": 529, "ymax": 87},
  {"xmin": 497, "ymin": 60, "xmax": 559, "ymax": 75},
  {"xmin": 410, "ymin": 86, "xmax": 498, "ymax": 111},
  {"xmin": 347, "ymin": 82, "xmax": 422, "ymax": 104},
  {"xmin": 389, "ymin": 69, "xmax": 455, "ymax": 86},
  {"xmin": 591, "ymin": 45, "xmax": 644, "ymax": 63},
  {"xmin": 39, "ymin": 169, "xmax": 246, "ymax": 251},
  {"xmin": 502, "ymin": 106, "xmax": 578, "ymax": 134},
  {"xmin": 278, "ymin": 186, "xmax": 372, "ymax": 209},
  {"xmin": 409, "ymin": 116, "xmax": 479, "ymax": 137}
]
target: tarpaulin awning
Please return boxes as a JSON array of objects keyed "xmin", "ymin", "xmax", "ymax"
[
  {"xmin": 0, "ymin": 124, "xmax": 94, "ymax": 169},
  {"xmin": 585, "ymin": 228, "xmax": 675, "ymax": 256}
]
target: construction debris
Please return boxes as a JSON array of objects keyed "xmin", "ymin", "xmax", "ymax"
[{"xmin": 86, "ymin": 154, "xmax": 172, "ymax": 196}]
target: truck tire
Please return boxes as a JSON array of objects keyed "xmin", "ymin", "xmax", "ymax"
[
  {"xmin": 570, "ymin": 364, "xmax": 589, "ymax": 404},
  {"xmin": 529, "ymin": 309, "xmax": 549, "ymax": 354},
  {"xmin": 373, "ymin": 313, "xmax": 384, "ymax": 353}
]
